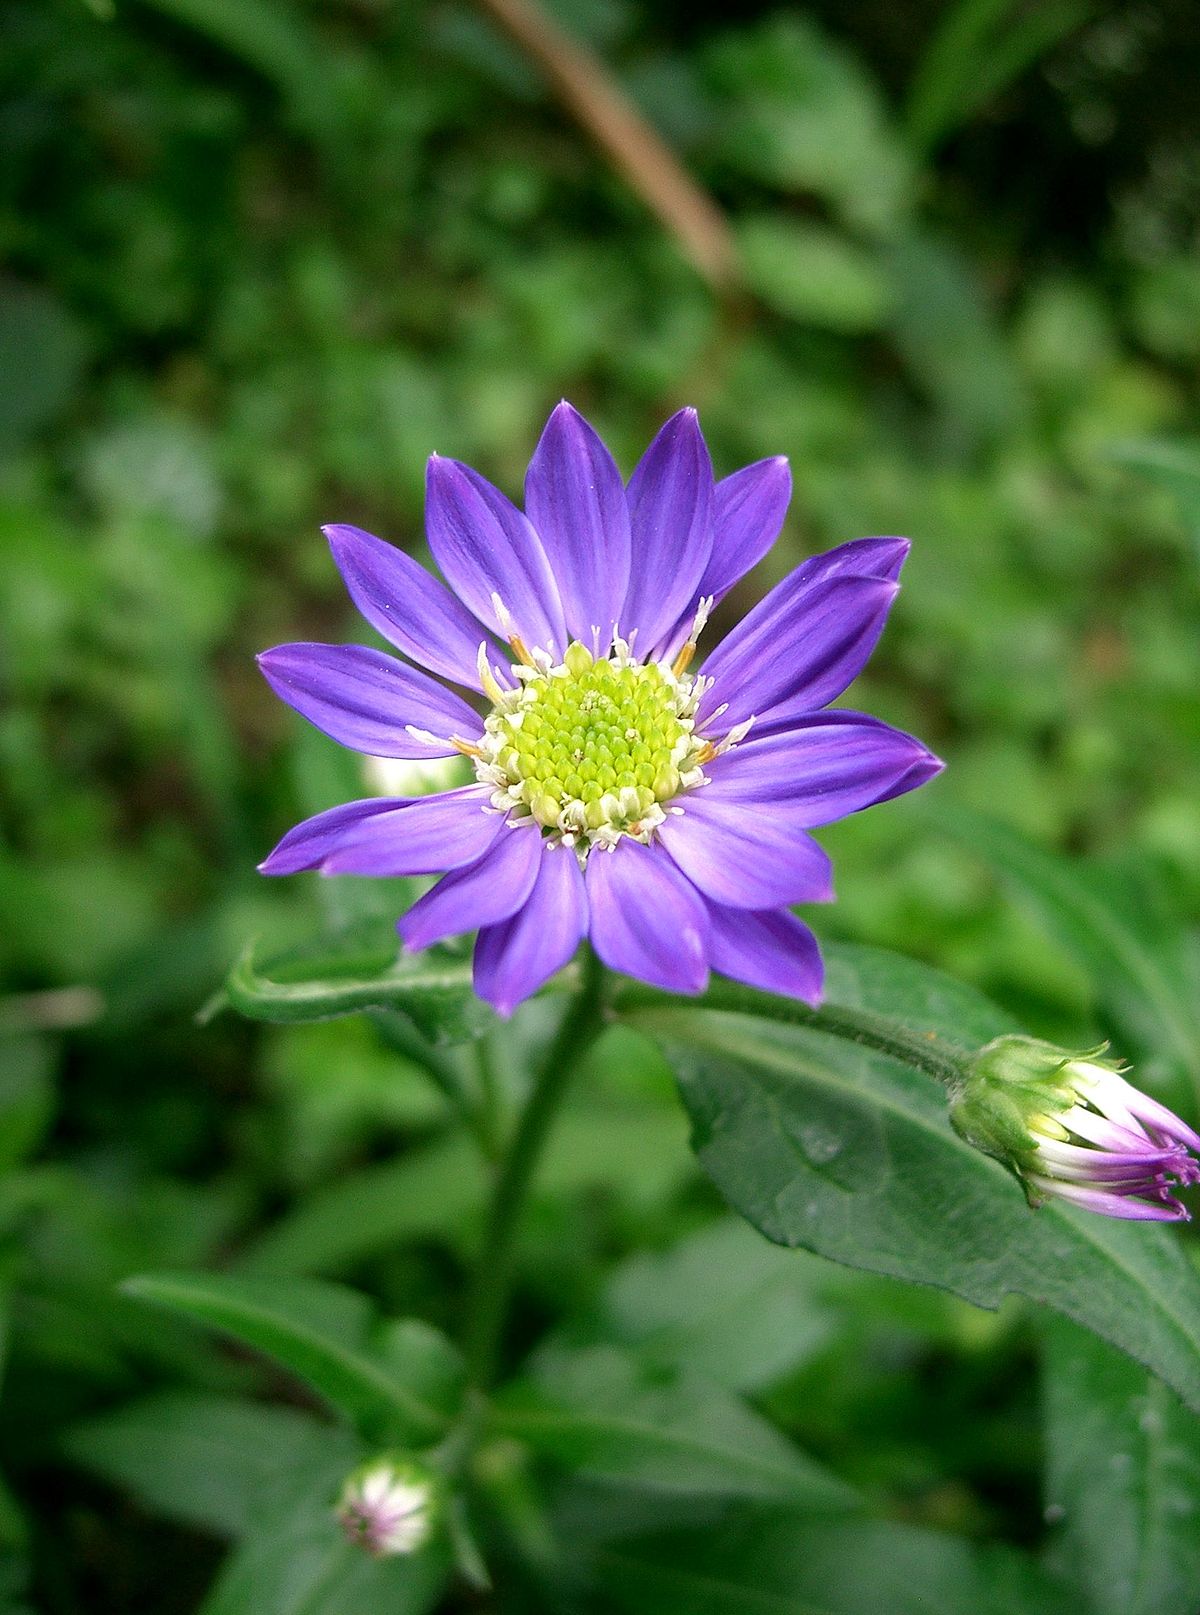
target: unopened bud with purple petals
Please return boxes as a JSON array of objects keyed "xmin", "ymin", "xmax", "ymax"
[
  {"xmin": 950, "ymin": 1036, "xmax": 1200, "ymax": 1221},
  {"xmin": 336, "ymin": 1456, "xmax": 436, "ymax": 1557}
]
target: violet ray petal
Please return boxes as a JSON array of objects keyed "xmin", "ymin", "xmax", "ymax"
[
  {"xmin": 425, "ymin": 455, "xmax": 567, "ymax": 655},
  {"xmin": 695, "ymin": 534, "xmax": 906, "ymax": 708},
  {"xmin": 585, "ymin": 840, "xmax": 709, "ymax": 995},
  {"xmin": 1033, "ymin": 1137, "xmax": 1193, "ymax": 1180},
  {"xmin": 259, "ymin": 797, "xmax": 413, "ymax": 875},
  {"xmin": 658, "ymin": 796, "xmax": 835, "ymax": 910},
  {"xmin": 1058, "ymin": 1106, "xmax": 1152, "ymax": 1152},
  {"xmin": 697, "ymin": 573, "xmax": 899, "ymax": 732},
  {"xmin": 619, "ymin": 409, "xmax": 714, "ymax": 654},
  {"xmin": 702, "ymin": 714, "xmax": 943, "ymax": 826},
  {"xmin": 798, "ymin": 534, "xmax": 910, "ymax": 587},
  {"xmin": 473, "ymin": 843, "xmax": 589, "ymax": 1017},
  {"xmin": 321, "ymin": 788, "xmax": 502, "ymax": 876},
  {"xmin": 704, "ymin": 901, "xmax": 824, "ymax": 1005},
  {"xmin": 398, "ymin": 824, "xmax": 543, "ymax": 952},
  {"xmin": 257, "ymin": 643, "xmax": 482, "ymax": 758},
  {"xmin": 325, "ymin": 524, "xmax": 504, "ymax": 693},
  {"xmin": 1025, "ymin": 1175, "xmax": 1188, "ymax": 1221},
  {"xmin": 524, "ymin": 402, "xmax": 631, "ymax": 652},
  {"xmin": 652, "ymin": 456, "xmax": 793, "ymax": 661},
  {"xmin": 1102, "ymin": 1071, "xmax": 1200, "ymax": 1153},
  {"xmin": 703, "ymin": 457, "xmax": 792, "ymax": 602},
  {"xmin": 1034, "ymin": 1157, "xmax": 1187, "ymax": 1187}
]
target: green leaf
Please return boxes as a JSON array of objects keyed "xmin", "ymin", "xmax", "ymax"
[
  {"xmin": 934, "ymin": 804, "xmax": 1200, "ymax": 1090},
  {"xmin": 495, "ymin": 1345, "xmax": 855, "ymax": 1509},
  {"xmin": 704, "ymin": 15, "xmax": 912, "ymax": 235},
  {"xmin": 237, "ymin": 1101, "xmax": 691, "ymax": 1279},
  {"xmin": 220, "ymin": 925, "xmax": 493, "ymax": 1045},
  {"xmin": 886, "ymin": 231, "xmax": 1026, "ymax": 447},
  {"xmin": 63, "ymin": 1392, "xmax": 336, "ymax": 1539},
  {"xmin": 0, "ymin": 1037, "xmax": 55, "ymax": 1171},
  {"xmin": 139, "ymin": 0, "xmax": 346, "ymax": 143},
  {"xmin": 1106, "ymin": 437, "xmax": 1200, "ymax": 549},
  {"xmin": 1041, "ymin": 1317, "xmax": 1200, "ymax": 1615},
  {"xmin": 905, "ymin": 0, "xmax": 1090, "ymax": 158},
  {"xmin": 738, "ymin": 217, "xmax": 892, "ymax": 332},
  {"xmin": 198, "ymin": 1449, "xmax": 449, "ymax": 1615},
  {"xmin": 593, "ymin": 1219, "xmax": 837, "ymax": 1394},
  {"xmin": 616, "ymin": 944, "xmax": 1200, "ymax": 1416},
  {"xmin": 121, "ymin": 1274, "xmax": 458, "ymax": 1445},
  {"xmin": 586, "ymin": 1512, "xmax": 1078, "ymax": 1615}
]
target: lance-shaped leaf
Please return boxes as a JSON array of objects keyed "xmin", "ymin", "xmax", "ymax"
[
  {"xmin": 64, "ymin": 1392, "xmax": 336, "ymax": 1540},
  {"xmin": 494, "ymin": 1345, "xmax": 856, "ymax": 1509},
  {"xmin": 615, "ymin": 944, "xmax": 1200, "ymax": 1415},
  {"xmin": 1041, "ymin": 1316, "xmax": 1200, "ymax": 1615},
  {"xmin": 585, "ymin": 1512, "xmax": 1078, "ymax": 1615},
  {"xmin": 121, "ymin": 1274, "xmax": 461, "ymax": 1446}
]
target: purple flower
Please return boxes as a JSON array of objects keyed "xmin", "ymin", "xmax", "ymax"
[
  {"xmin": 258, "ymin": 403, "xmax": 942, "ymax": 1016},
  {"xmin": 952, "ymin": 1037, "xmax": 1200, "ymax": 1221}
]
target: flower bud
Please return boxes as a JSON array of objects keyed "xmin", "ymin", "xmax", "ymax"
[
  {"xmin": 335, "ymin": 1456, "xmax": 436, "ymax": 1557},
  {"xmin": 950, "ymin": 1035, "xmax": 1200, "ymax": 1221}
]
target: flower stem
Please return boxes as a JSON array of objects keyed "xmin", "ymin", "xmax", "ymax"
[
  {"xmin": 464, "ymin": 948, "xmax": 607, "ymax": 1391},
  {"xmin": 614, "ymin": 978, "xmax": 970, "ymax": 1091}
]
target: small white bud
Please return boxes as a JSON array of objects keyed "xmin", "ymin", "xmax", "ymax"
[{"xmin": 336, "ymin": 1457, "xmax": 435, "ymax": 1558}]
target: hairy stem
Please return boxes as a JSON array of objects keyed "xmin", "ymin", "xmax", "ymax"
[{"xmin": 614, "ymin": 978, "xmax": 970, "ymax": 1091}]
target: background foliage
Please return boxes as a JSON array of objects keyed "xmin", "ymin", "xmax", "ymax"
[{"xmin": 2, "ymin": 0, "xmax": 1200, "ymax": 1609}]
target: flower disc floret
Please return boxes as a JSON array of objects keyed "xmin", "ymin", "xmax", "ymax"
[{"xmin": 477, "ymin": 639, "xmax": 711, "ymax": 850}]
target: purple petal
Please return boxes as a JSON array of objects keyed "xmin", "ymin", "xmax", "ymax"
[
  {"xmin": 259, "ymin": 788, "xmax": 497, "ymax": 875},
  {"xmin": 653, "ymin": 458, "xmax": 793, "ymax": 661},
  {"xmin": 473, "ymin": 843, "xmax": 589, "ymax": 1017},
  {"xmin": 260, "ymin": 798, "xmax": 412, "ymax": 875},
  {"xmin": 658, "ymin": 796, "xmax": 834, "ymax": 910},
  {"xmin": 325, "ymin": 524, "xmax": 504, "ymax": 694},
  {"xmin": 697, "ymin": 573, "xmax": 899, "ymax": 732},
  {"xmin": 704, "ymin": 902, "xmax": 824, "ymax": 1004},
  {"xmin": 1059, "ymin": 1105, "xmax": 1153, "ymax": 1153},
  {"xmin": 322, "ymin": 789, "xmax": 502, "ymax": 876},
  {"xmin": 425, "ymin": 456, "xmax": 566, "ymax": 655},
  {"xmin": 1033, "ymin": 1137, "xmax": 1193, "ymax": 1183},
  {"xmin": 585, "ymin": 840, "xmax": 709, "ymax": 995},
  {"xmin": 524, "ymin": 402, "xmax": 630, "ymax": 653},
  {"xmin": 1100, "ymin": 1071, "xmax": 1200, "ymax": 1154},
  {"xmin": 798, "ymin": 535, "xmax": 910, "ymax": 588},
  {"xmin": 1026, "ymin": 1175, "xmax": 1189, "ymax": 1221},
  {"xmin": 398, "ymin": 823, "xmax": 543, "ymax": 952},
  {"xmin": 258, "ymin": 643, "xmax": 483, "ymax": 758},
  {"xmin": 620, "ymin": 410, "xmax": 714, "ymax": 655},
  {"xmin": 702, "ymin": 713, "xmax": 943, "ymax": 826},
  {"xmin": 703, "ymin": 458, "xmax": 792, "ymax": 601}
]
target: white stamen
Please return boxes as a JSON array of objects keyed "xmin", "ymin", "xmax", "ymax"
[{"xmin": 404, "ymin": 725, "xmax": 448, "ymax": 748}]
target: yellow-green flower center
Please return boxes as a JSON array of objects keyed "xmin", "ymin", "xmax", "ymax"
[{"xmin": 478, "ymin": 639, "xmax": 707, "ymax": 848}]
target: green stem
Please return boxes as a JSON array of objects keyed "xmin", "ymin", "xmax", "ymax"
[
  {"xmin": 614, "ymin": 978, "xmax": 969, "ymax": 1091},
  {"xmin": 464, "ymin": 949, "xmax": 607, "ymax": 1391}
]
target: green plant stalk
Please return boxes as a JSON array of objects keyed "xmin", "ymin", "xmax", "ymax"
[
  {"xmin": 614, "ymin": 977, "xmax": 971, "ymax": 1091},
  {"xmin": 463, "ymin": 948, "xmax": 608, "ymax": 1391}
]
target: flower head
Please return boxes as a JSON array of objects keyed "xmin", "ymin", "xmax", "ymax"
[
  {"xmin": 259, "ymin": 403, "xmax": 942, "ymax": 1015},
  {"xmin": 951, "ymin": 1035, "xmax": 1200, "ymax": 1221},
  {"xmin": 336, "ymin": 1457, "xmax": 434, "ymax": 1557}
]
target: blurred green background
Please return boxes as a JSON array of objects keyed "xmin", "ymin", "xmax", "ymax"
[{"xmin": 3, "ymin": 0, "xmax": 1200, "ymax": 1609}]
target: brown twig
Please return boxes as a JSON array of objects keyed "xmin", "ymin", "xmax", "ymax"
[{"xmin": 474, "ymin": 0, "xmax": 741, "ymax": 293}]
